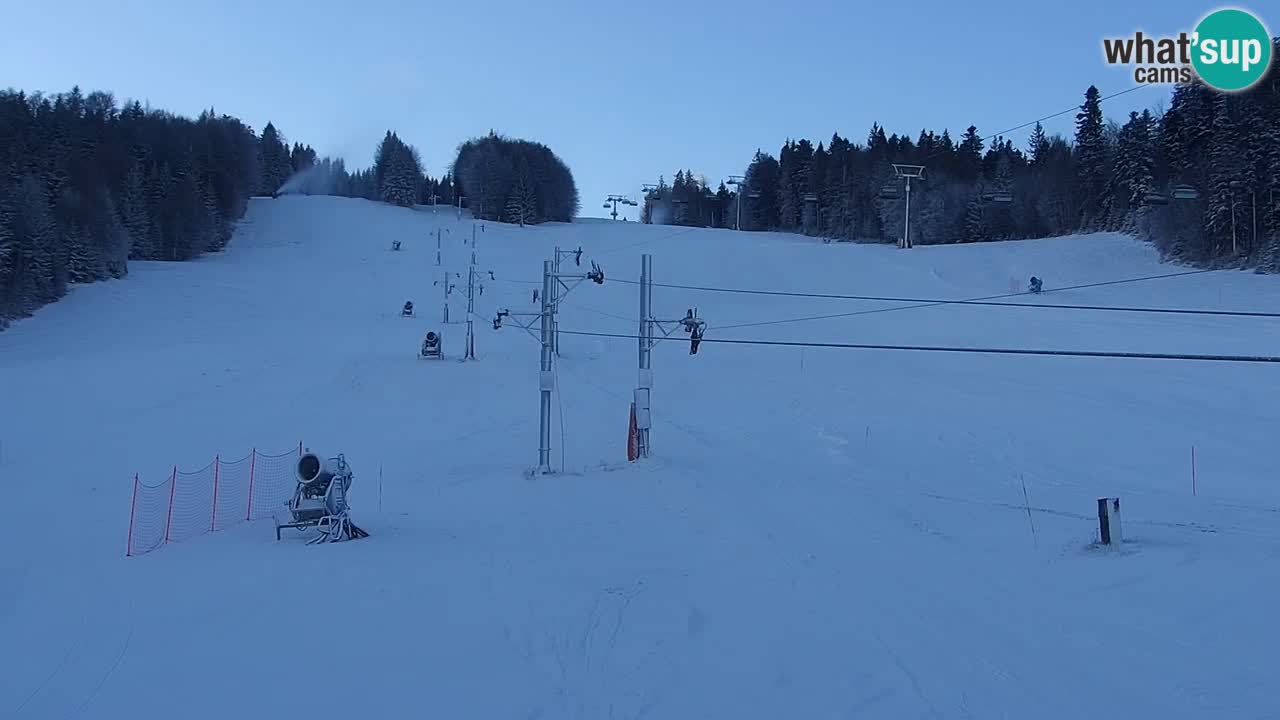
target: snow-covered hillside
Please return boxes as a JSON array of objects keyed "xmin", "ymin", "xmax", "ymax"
[{"xmin": 3, "ymin": 195, "xmax": 1279, "ymax": 719}]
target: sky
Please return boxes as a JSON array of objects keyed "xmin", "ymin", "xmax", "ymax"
[{"xmin": 2, "ymin": 0, "xmax": 1268, "ymax": 221}]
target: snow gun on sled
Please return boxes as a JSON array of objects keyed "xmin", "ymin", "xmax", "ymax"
[{"xmin": 275, "ymin": 450, "xmax": 370, "ymax": 543}]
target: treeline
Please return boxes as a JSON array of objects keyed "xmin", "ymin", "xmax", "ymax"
[
  {"xmin": 286, "ymin": 130, "xmax": 581, "ymax": 227},
  {"xmin": 287, "ymin": 131, "xmax": 459, "ymax": 209},
  {"xmin": 640, "ymin": 171, "xmax": 732, "ymax": 227},
  {"xmin": 0, "ymin": 86, "xmax": 323, "ymax": 328},
  {"xmin": 647, "ymin": 44, "xmax": 1280, "ymax": 271},
  {"xmin": 453, "ymin": 132, "xmax": 580, "ymax": 225}
]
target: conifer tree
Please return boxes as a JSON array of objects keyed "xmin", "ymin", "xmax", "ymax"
[{"xmin": 1074, "ymin": 86, "xmax": 1109, "ymax": 231}]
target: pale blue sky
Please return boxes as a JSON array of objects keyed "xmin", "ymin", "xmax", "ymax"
[{"xmin": 3, "ymin": 0, "xmax": 1264, "ymax": 220}]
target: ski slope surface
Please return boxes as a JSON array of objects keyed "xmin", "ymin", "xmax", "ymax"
[{"xmin": 3, "ymin": 195, "xmax": 1280, "ymax": 719}]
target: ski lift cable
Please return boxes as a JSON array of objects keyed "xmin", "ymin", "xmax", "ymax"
[
  {"xmin": 713, "ymin": 269, "xmax": 1217, "ymax": 330},
  {"xmin": 557, "ymin": 329, "xmax": 1280, "ymax": 365},
  {"xmin": 594, "ymin": 227, "xmax": 700, "ymax": 256},
  {"xmin": 915, "ymin": 84, "xmax": 1152, "ymax": 165},
  {"xmin": 608, "ymin": 269, "xmax": 1274, "ymax": 321}
]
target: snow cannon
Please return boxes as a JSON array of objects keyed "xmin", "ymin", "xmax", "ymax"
[
  {"xmin": 297, "ymin": 452, "xmax": 351, "ymax": 505},
  {"xmin": 275, "ymin": 451, "xmax": 369, "ymax": 543},
  {"xmin": 420, "ymin": 330, "xmax": 443, "ymax": 359}
]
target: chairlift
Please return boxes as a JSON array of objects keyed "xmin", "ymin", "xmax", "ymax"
[
  {"xmin": 603, "ymin": 202, "xmax": 612, "ymax": 209},
  {"xmin": 1171, "ymin": 184, "xmax": 1200, "ymax": 201},
  {"xmin": 680, "ymin": 308, "xmax": 707, "ymax": 355},
  {"xmin": 587, "ymin": 261, "xmax": 605, "ymax": 285}
]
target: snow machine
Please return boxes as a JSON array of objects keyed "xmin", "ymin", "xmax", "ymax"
[
  {"xmin": 420, "ymin": 330, "xmax": 443, "ymax": 359},
  {"xmin": 402, "ymin": 300, "xmax": 415, "ymax": 317},
  {"xmin": 275, "ymin": 451, "xmax": 369, "ymax": 544},
  {"xmin": 1028, "ymin": 276, "xmax": 1043, "ymax": 294}
]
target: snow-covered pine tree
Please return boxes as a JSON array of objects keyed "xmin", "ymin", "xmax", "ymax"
[
  {"xmin": 62, "ymin": 220, "xmax": 94, "ymax": 284},
  {"xmin": 1262, "ymin": 47, "xmax": 1280, "ymax": 272},
  {"xmin": 120, "ymin": 161, "xmax": 151, "ymax": 259},
  {"xmin": 15, "ymin": 175, "xmax": 60, "ymax": 306},
  {"xmin": 258, "ymin": 122, "xmax": 290, "ymax": 195},
  {"xmin": 93, "ymin": 191, "xmax": 128, "ymax": 278},
  {"xmin": 1113, "ymin": 111, "xmax": 1156, "ymax": 234},
  {"xmin": 0, "ymin": 186, "xmax": 14, "ymax": 319},
  {"xmin": 1074, "ymin": 86, "xmax": 1109, "ymax": 232},
  {"xmin": 957, "ymin": 126, "xmax": 984, "ymax": 183},
  {"xmin": 1205, "ymin": 94, "xmax": 1244, "ymax": 258},
  {"xmin": 964, "ymin": 188, "xmax": 986, "ymax": 242},
  {"xmin": 1027, "ymin": 122, "xmax": 1049, "ymax": 167},
  {"xmin": 516, "ymin": 159, "xmax": 537, "ymax": 224}
]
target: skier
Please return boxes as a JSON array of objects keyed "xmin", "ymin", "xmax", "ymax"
[
  {"xmin": 1028, "ymin": 276, "xmax": 1043, "ymax": 294},
  {"xmin": 689, "ymin": 323, "xmax": 705, "ymax": 355}
]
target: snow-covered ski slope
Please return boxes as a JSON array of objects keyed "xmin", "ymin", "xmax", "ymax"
[{"xmin": 3, "ymin": 195, "xmax": 1279, "ymax": 719}]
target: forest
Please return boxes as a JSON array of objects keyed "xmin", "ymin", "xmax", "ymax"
[
  {"xmin": 0, "ymin": 87, "xmax": 580, "ymax": 328},
  {"xmin": 643, "ymin": 48, "xmax": 1280, "ymax": 272}
]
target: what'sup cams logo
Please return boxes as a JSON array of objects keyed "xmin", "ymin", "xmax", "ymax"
[{"xmin": 1103, "ymin": 8, "xmax": 1273, "ymax": 92}]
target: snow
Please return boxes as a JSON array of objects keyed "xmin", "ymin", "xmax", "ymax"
[{"xmin": 3, "ymin": 195, "xmax": 1280, "ymax": 718}]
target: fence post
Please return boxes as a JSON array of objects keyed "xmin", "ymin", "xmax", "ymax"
[
  {"xmin": 211, "ymin": 454, "xmax": 220, "ymax": 531},
  {"xmin": 126, "ymin": 474, "xmax": 140, "ymax": 557},
  {"xmin": 246, "ymin": 448, "xmax": 257, "ymax": 521},
  {"xmin": 163, "ymin": 465, "xmax": 178, "ymax": 544}
]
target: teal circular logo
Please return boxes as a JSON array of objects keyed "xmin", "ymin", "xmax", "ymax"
[{"xmin": 1191, "ymin": 8, "xmax": 1272, "ymax": 92}]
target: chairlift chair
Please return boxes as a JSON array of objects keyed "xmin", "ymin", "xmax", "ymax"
[
  {"xmin": 1171, "ymin": 184, "xmax": 1201, "ymax": 201},
  {"xmin": 1141, "ymin": 191, "xmax": 1169, "ymax": 206},
  {"xmin": 984, "ymin": 190, "xmax": 1013, "ymax": 204},
  {"xmin": 679, "ymin": 308, "xmax": 707, "ymax": 354},
  {"xmin": 879, "ymin": 184, "xmax": 899, "ymax": 200}
]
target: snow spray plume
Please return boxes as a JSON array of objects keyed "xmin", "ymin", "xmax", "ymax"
[
  {"xmin": 650, "ymin": 200, "xmax": 672, "ymax": 225},
  {"xmin": 277, "ymin": 161, "xmax": 342, "ymax": 196}
]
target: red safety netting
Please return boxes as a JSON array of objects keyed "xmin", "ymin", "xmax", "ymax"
[{"xmin": 126, "ymin": 442, "xmax": 303, "ymax": 557}]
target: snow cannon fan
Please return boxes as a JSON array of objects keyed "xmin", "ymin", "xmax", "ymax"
[{"xmin": 275, "ymin": 451, "xmax": 369, "ymax": 543}]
